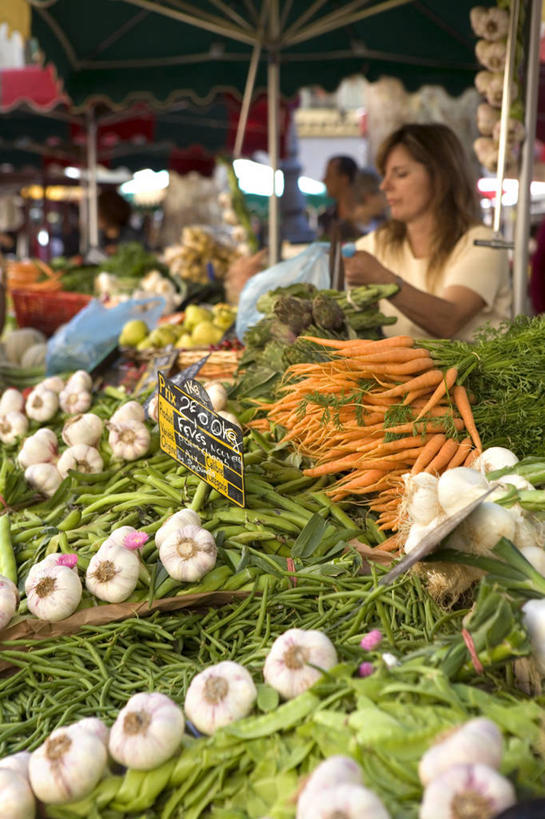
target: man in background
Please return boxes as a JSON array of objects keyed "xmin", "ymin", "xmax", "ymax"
[{"xmin": 318, "ymin": 155, "xmax": 359, "ymax": 240}]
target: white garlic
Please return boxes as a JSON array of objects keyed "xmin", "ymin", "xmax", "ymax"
[
  {"xmin": 418, "ymin": 718, "xmax": 503, "ymax": 785},
  {"xmin": 35, "ymin": 375, "xmax": 65, "ymax": 394},
  {"xmin": 111, "ymin": 400, "xmax": 146, "ymax": 425},
  {"xmin": 73, "ymin": 717, "xmax": 109, "ymax": 746},
  {"xmin": 522, "ymin": 599, "xmax": 545, "ymax": 674},
  {"xmin": 0, "ymin": 575, "xmax": 19, "ymax": 630},
  {"xmin": 155, "ymin": 509, "xmax": 201, "ymax": 548},
  {"xmin": 184, "ymin": 661, "xmax": 257, "ymax": 735},
  {"xmin": 159, "ymin": 524, "xmax": 217, "ymax": 582},
  {"xmin": 57, "ymin": 444, "xmax": 104, "ymax": 479},
  {"xmin": 18, "ymin": 429, "xmax": 58, "ymax": 469},
  {"xmin": 0, "ymin": 767, "xmax": 35, "ymax": 818},
  {"xmin": 24, "ymin": 463, "xmax": 63, "ymax": 498},
  {"xmin": 0, "ymin": 751, "xmax": 31, "ymax": 781},
  {"xmin": 147, "ymin": 394, "xmax": 159, "ymax": 422},
  {"xmin": 203, "ymin": 381, "xmax": 228, "ymax": 412},
  {"xmin": 109, "ymin": 692, "xmax": 185, "ymax": 770},
  {"xmin": 0, "ymin": 388, "xmax": 24, "ymax": 415},
  {"xmin": 0, "ymin": 411, "xmax": 29, "ymax": 445},
  {"xmin": 25, "ymin": 563, "xmax": 82, "ymax": 622},
  {"xmin": 263, "ymin": 629, "xmax": 338, "ymax": 699},
  {"xmin": 218, "ymin": 409, "xmax": 241, "ymax": 429},
  {"xmin": 25, "ymin": 389, "xmax": 59, "ymax": 423},
  {"xmin": 29, "ymin": 723, "xmax": 107, "ymax": 804},
  {"xmin": 62, "ymin": 413, "xmax": 103, "ymax": 447},
  {"xmin": 297, "ymin": 756, "xmax": 364, "ymax": 819},
  {"xmin": 85, "ymin": 543, "xmax": 140, "ymax": 603},
  {"xmin": 66, "ymin": 370, "xmax": 93, "ymax": 392},
  {"xmin": 59, "ymin": 388, "xmax": 93, "ymax": 415},
  {"xmin": 299, "ymin": 783, "xmax": 390, "ymax": 819},
  {"xmin": 108, "ymin": 420, "xmax": 150, "ymax": 461},
  {"xmin": 99, "ymin": 525, "xmax": 142, "ymax": 554},
  {"xmin": 403, "ymin": 472, "xmax": 441, "ymax": 526},
  {"xmin": 419, "ymin": 763, "xmax": 515, "ymax": 819},
  {"xmin": 403, "ymin": 518, "xmax": 443, "ymax": 555},
  {"xmin": 25, "ymin": 554, "xmax": 78, "ymax": 590}
]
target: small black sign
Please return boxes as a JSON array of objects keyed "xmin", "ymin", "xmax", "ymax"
[{"xmin": 157, "ymin": 371, "xmax": 245, "ymax": 507}]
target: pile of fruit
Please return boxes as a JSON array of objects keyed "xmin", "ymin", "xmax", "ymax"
[{"xmin": 118, "ymin": 303, "xmax": 237, "ymax": 353}]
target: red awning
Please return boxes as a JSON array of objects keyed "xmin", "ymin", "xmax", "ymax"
[{"xmin": 0, "ymin": 64, "xmax": 69, "ymax": 112}]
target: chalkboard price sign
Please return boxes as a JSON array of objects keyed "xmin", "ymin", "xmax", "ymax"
[{"xmin": 157, "ymin": 370, "xmax": 245, "ymax": 507}]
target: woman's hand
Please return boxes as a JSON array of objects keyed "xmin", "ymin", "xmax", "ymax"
[{"xmin": 344, "ymin": 250, "xmax": 392, "ymax": 287}]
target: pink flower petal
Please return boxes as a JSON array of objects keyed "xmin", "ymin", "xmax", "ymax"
[
  {"xmin": 123, "ymin": 531, "xmax": 149, "ymax": 550},
  {"xmin": 358, "ymin": 662, "xmax": 374, "ymax": 678},
  {"xmin": 57, "ymin": 554, "xmax": 78, "ymax": 568},
  {"xmin": 359, "ymin": 629, "xmax": 382, "ymax": 651}
]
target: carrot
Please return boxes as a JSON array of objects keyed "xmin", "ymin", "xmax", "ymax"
[
  {"xmin": 380, "ymin": 369, "xmax": 444, "ymax": 399},
  {"xmin": 445, "ymin": 437, "xmax": 473, "ymax": 469},
  {"xmin": 464, "ymin": 448, "xmax": 481, "ymax": 467},
  {"xmin": 348, "ymin": 348, "xmax": 430, "ymax": 364},
  {"xmin": 413, "ymin": 367, "xmax": 458, "ymax": 422},
  {"xmin": 453, "ymin": 385, "xmax": 482, "ymax": 452},
  {"xmin": 376, "ymin": 534, "xmax": 403, "ymax": 552},
  {"xmin": 302, "ymin": 453, "xmax": 363, "ymax": 477},
  {"xmin": 410, "ymin": 434, "xmax": 446, "ymax": 474},
  {"xmin": 424, "ymin": 438, "xmax": 460, "ymax": 474},
  {"xmin": 300, "ymin": 335, "xmax": 415, "ymax": 351}
]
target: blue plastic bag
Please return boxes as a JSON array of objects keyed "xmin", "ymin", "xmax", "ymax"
[
  {"xmin": 46, "ymin": 296, "xmax": 165, "ymax": 375},
  {"xmin": 235, "ymin": 243, "xmax": 330, "ymax": 340}
]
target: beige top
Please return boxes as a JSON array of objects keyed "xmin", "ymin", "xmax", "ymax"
[{"xmin": 355, "ymin": 225, "xmax": 512, "ymax": 341}]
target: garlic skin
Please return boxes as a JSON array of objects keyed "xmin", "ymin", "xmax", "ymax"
[
  {"xmin": 403, "ymin": 518, "xmax": 443, "ymax": 555},
  {"xmin": 62, "ymin": 413, "xmax": 103, "ymax": 447},
  {"xmin": 66, "ymin": 370, "xmax": 93, "ymax": 392},
  {"xmin": 36, "ymin": 375, "xmax": 64, "ymax": 394},
  {"xmin": 18, "ymin": 430, "xmax": 58, "ymax": 469},
  {"xmin": 108, "ymin": 420, "xmax": 150, "ymax": 460},
  {"xmin": 184, "ymin": 661, "xmax": 257, "ymax": 735},
  {"xmin": 159, "ymin": 524, "xmax": 217, "ymax": 582},
  {"xmin": 446, "ymin": 502, "xmax": 516, "ymax": 557},
  {"xmin": 0, "ymin": 388, "xmax": 24, "ymax": 415},
  {"xmin": 0, "ymin": 411, "xmax": 29, "ymax": 445},
  {"xmin": 147, "ymin": 394, "xmax": 159, "ymax": 422},
  {"xmin": 203, "ymin": 381, "xmax": 228, "ymax": 412},
  {"xmin": 299, "ymin": 783, "xmax": 390, "ymax": 819},
  {"xmin": 85, "ymin": 543, "xmax": 140, "ymax": 603},
  {"xmin": 218, "ymin": 409, "xmax": 241, "ymax": 429},
  {"xmin": 0, "ymin": 575, "xmax": 19, "ymax": 630},
  {"xmin": 57, "ymin": 444, "xmax": 104, "ymax": 479},
  {"xmin": 418, "ymin": 718, "xmax": 503, "ymax": 786},
  {"xmin": 155, "ymin": 509, "xmax": 201, "ymax": 548},
  {"xmin": 25, "ymin": 564, "xmax": 82, "ymax": 622},
  {"xmin": 25, "ymin": 554, "xmax": 78, "ymax": 589},
  {"xmin": 436, "ymin": 467, "xmax": 489, "ymax": 516},
  {"xmin": 0, "ymin": 767, "xmax": 35, "ymax": 818},
  {"xmin": 474, "ymin": 446, "xmax": 519, "ymax": 475},
  {"xmin": 25, "ymin": 388, "xmax": 59, "ymax": 423},
  {"xmin": 522, "ymin": 599, "xmax": 545, "ymax": 674},
  {"xmin": 0, "ymin": 751, "xmax": 31, "ymax": 781},
  {"xmin": 99, "ymin": 525, "xmax": 140, "ymax": 554},
  {"xmin": 297, "ymin": 756, "xmax": 364, "ymax": 819},
  {"xmin": 111, "ymin": 400, "xmax": 146, "ymax": 425},
  {"xmin": 73, "ymin": 717, "xmax": 109, "ymax": 746},
  {"xmin": 29, "ymin": 723, "xmax": 107, "ymax": 804},
  {"xmin": 419, "ymin": 763, "xmax": 515, "ymax": 819},
  {"xmin": 263, "ymin": 629, "xmax": 338, "ymax": 699},
  {"xmin": 24, "ymin": 463, "xmax": 63, "ymax": 498},
  {"xmin": 403, "ymin": 472, "xmax": 441, "ymax": 526},
  {"xmin": 59, "ymin": 388, "xmax": 92, "ymax": 416},
  {"xmin": 109, "ymin": 692, "xmax": 185, "ymax": 770}
]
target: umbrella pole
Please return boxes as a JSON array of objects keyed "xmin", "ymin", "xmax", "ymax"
[
  {"xmin": 86, "ymin": 108, "xmax": 99, "ymax": 250},
  {"xmin": 268, "ymin": 0, "xmax": 280, "ymax": 265},
  {"xmin": 513, "ymin": 0, "xmax": 541, "ymax": 316}
]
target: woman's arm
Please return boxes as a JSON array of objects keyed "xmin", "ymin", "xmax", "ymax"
[{"xmin": 344, "ymin": 250, "xmax": 485, "ymax": 338}]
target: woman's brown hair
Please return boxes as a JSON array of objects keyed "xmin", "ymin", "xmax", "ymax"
[{"xmin": 375, "ymin": 123, "xmax": 482, "ymax": 289}]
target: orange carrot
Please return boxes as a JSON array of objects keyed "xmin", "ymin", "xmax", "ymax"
[
  {"xmin": 414, "ymin": 367, "xmax": 458, "ymax": 422},
  {"xmin": 453, "ymin": 385, "xmax": 482, "ymax": 452},
  {"xmin": 445, "ymin": 437, "xmax": 473, "ymax": 469},
  {"xmin": 410, "ymin": 434, "xmax": 446, "ymax": 474},
  {"xmin": 300, "ymin": 335, "xmax": 415, "ymax": 351},
  {"xmin": 464, "ymin": 448, "xmax": 481, "ymax": 467},
  {"xmin": 376, "ymin": 534, "xmax": 402, "ymax": 552},
  {"xmin": 424, "ymin": 438, "xmax": 459, "ymax": 474},
  {"xmin": 380, "ymin": 369, "xmax": 444, "ymax": 399}
]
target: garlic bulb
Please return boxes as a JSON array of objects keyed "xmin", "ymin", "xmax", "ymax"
[
  {"xmin": 0, "ymin": 575, "xmax": 19, "ymax": 630},
  {"xmin": 29, "ymin": 723, "xmax": 107, "ymax": 804},
  {"xmin": 25, "ymin": 554, "xmax": 78, "ymax": 590},
  {"xmin": 25, "ymin": 389, "xmax": 59, "ymax": 423},
  {"xmin": 57, "ymin": 444, "xmax": 104, "ymax": 479},
  {"xmin": 203, "ymin": 381, "xmax": 228, "ymax": 412},
  {"xmin": 0, "ymin": 388, "xmax": 24, "ymax": 415},
  {"xmin": 86, "ymin": 543, "xmax": 140, "ymax": 602},
  {"xmin": 99, "ymin": 525, "xmax": 146, "ymax": 554},
  {"xmin": 73, "ymin": 717, "xmax": 109, "ymax": 746},
  {"xmin": 147, "ymin": 394, "xmax": 159, "ymax": 422},
  {"xmin": 18, "ymin": 429, "xmax": 58, "ymax": 469},
  {"xmin": 36, "ymin": 375, "xmax": 64, "ymax": 394},
  {"xmin": 446, "ymin": 502, "xmax": 516, "ymax": 557},
  {"xmin": 419, "ymin": 763, "xmax": 515, "ymax": 819},
  {"xmin": 109, "ymin": 692, "xmax": 185, "ymax": 770},
  {"xmin": 0, "ymin": 767, "xmax": 35, "ymax": 818},
  {"xmin": 109, "ymin": 420, "xmax": 150, "ymax": 460},
  {"xmin": 62, "ymin": 413, "xmax": 103, "ymax": 447},
  {"xmin": 25, "ymin": 563, "xmax": 82, "ymax": 622},
  {"xmin": 218, "ymin": 409, "xmax": 241, "ymax": 429},
  {"xmin": 59, "ymin": 389, "xmax": 92, "ymax": 415},
  {"xmin": 155, "ymin": 509, "xmax": 201, "ymax": 548},
  {"xmin": 263, "ymin": 629, "xmax": 338, "ymax": 699},
  {"xmin": 436, "ymin": 467, "xmax": 489, "ymax": 516},
  {"xmin": 522, "ymin": 599, "xmax": 545, "ymax": 674},
  {"xmin": 24, "ymin": 463, "xmax": 63, "ymax": 498},
  {"xmin": 419, "ymin": 718, "xmax": 503, "ymax": 786},
  {"xmin": 184, "ymin": 661, "xmax": 257, "ymax": 735},
  {"xmin": 0, "ymin": 751, "xmax": 31, "ymax": 780},
  {"xmin": 403, "ymin": 472, "xmax": 441, "ymax": 526},
  {"xmin": 111, "ymin": 401, "xmax": 146, "ymax": 425},
  {"xmin": 159, "ymin": 525, "xmax": 217, "ymax": 582},
  {"xmin": 66, "ymin": 370, "xmax": 93, "ymax": 392},
  {"xmin": 403, "ymin": 519, "xmax": 442, "ymax": 555},
  {"xmin": 474, "ymin": 447, "xmax": 519, "ymax": 475},
  {"xmin": 476, "ymin": 102, "xmax": 500, "ymax": 137},
  {"xmin": 297, "ymin": 756, "xmax": 365, "ymax": 819},
  {"xmin": 299, "ymin": 783, "xmax": 390, "ymax": 819},
  {"xmin": 0, "ymin": 411, "xmax": 28, "ymax": 445}
]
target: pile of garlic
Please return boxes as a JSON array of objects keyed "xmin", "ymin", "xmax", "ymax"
[
  {"xmin": 296, "ymin": 756, "xmax": 390, "ymax": 819},
  {"xmin": 107, "ymin": 401, "xmax": 151, "ymax": 461},
  {"xmin": 470, "ymin": 4, "xmax": 525, "ymax": 172}
]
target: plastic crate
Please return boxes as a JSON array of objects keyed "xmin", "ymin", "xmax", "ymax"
[{"xmin": 11, "ymin": 289, "xmax": 92, "ymax": 337}]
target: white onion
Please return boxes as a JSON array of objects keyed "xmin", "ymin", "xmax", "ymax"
[{"xmin": 437, "ymin": 467, "xmax": 489, "ymax": 516}]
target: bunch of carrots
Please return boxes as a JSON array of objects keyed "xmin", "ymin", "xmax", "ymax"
[{"xmin": 256, "ymin": 335, "xmax": 482, "ymax": 548}]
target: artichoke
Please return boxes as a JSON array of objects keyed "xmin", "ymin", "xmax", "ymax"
[
  {"xmin": 272, "ymin": 296, "xmax": 313, "ymax": 334},
  {"xmin": 269, "ymin": 320, "xmax": 298, "ymax": 345},
  {"xmin": 311, "ymin": 294, "xmax": 345, "ymax": 331}
]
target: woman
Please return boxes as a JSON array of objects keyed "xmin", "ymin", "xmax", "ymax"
[{"xmin": 344, "ymin": 123, "xmax": 511, "ymax": 340}]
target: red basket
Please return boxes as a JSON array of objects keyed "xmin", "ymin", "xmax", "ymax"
[{"xmin": 11, "ymin": 289, "xmax": 93, "ymax": 337}]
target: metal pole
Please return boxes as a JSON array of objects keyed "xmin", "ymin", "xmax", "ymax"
[
  {"xmin": 268, "ymin": 0, "xmax": 280, "ymax": 265},
  {"xmin": 86, "ymin": 108, "xmax": 99, "ymax": 250},
  {"xmin": 492, "ymin": 0, "xmax": 520, "ymax": 235},
  {"xmin": 234, "ymin": 39, "xmax": 262, "ymax": 158},
  {"xmin": 513, "ymin": 0, "xmax": 541, "ymax": 317}
]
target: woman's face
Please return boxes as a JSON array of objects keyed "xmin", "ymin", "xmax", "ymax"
[{"xmin": 380, "ymin": 144, "xmax": 434, "ymax": 225}]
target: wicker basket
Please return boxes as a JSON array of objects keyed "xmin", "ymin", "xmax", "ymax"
[{"xmin": 11, "ymin": 290, "xmax": 92, "ymax": 337}]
